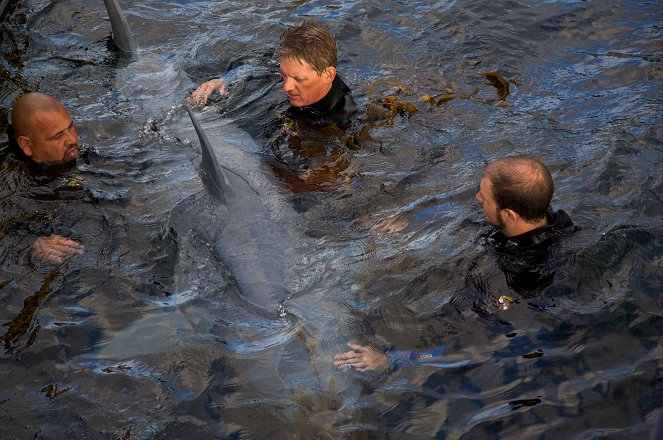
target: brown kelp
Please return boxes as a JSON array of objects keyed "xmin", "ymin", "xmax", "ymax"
[
  {"xmin": 366, "ymin": 78, "xmax": 418, "ymax": 126},
  {"xmin": 1, "ymin": 269, "xmax": 61, "ymax": 354},
  {"xmin": 420, "ymin": 87, "xmax": 455, "ymax": 106},
  {"xmin": 482, "ymin": 71, "xmax": 510, "ymax": 106}
]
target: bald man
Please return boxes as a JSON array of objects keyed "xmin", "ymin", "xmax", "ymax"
[
  {"xmin": 7, "ymin": 93, "xmax": 84, "ymax": 263},
  {"xmin": 11, "ymin": 92, "xmax": 79, "ymax": 165}
]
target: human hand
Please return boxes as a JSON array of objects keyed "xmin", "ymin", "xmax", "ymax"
[
  {"xmin": 187, "ymin": 78, "xmax": 227, "ymax": 109},
  {"xmin": 371, "ymin": 214, "xmax": 409, "ymax": 234},
  {"xmin": 333, "ymin": 343, "xmax": 389, "ymax": 372},
  {"xmin": 353, "ymin": 212, "xmax": 410, "ymax": 235},
  {"xmin": 33, "ymin": 235, "xmax": 84, "ymax": 264}
]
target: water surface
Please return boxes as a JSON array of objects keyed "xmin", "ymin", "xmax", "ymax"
[{"xmin": 1, "ymin": 0, "xmax": 662, "ymax": 438}]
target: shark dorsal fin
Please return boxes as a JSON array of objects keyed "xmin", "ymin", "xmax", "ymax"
[
  {"xmin": 186, "ymin": 107, "xmax": 230, "ymax": 201},
  {"xmin": 103, "ymin": 0, "xmax": 137, "ymax": 54}
]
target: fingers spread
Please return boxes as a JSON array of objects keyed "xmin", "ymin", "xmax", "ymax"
[{"xmin": 33, "ymin": 235, "xmax": 84, "ymax": 264}]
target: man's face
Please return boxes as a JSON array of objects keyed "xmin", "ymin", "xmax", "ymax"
[
  {"xmin": 476, "ymin": 175, "xmax": 505, "ymax": 230},
  {"xmin": 279, "ymin": 57, "xmax": 334, "ymax": 107},
  {"xmin": 23, "ymin": 108, "xmax": 79, "ymax": 165}
]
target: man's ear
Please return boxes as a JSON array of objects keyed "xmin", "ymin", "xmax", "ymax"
[
  {"xmin": 502, "ymin": 208, "xmax": 520, "ymax": 224},
  {"xmin": 322, "ymin": 66, "xmax": 336, "ymax": 83},
  {"xmin": 16, "ymin": 135, "xmax": 33, "ymax": 157}
]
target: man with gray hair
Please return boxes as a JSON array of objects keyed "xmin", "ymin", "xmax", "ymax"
[{"xmin": 188, "ymin": 19, "xmax": 356, "ymax": 127}]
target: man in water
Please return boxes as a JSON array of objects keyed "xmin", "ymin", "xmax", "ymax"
[
  {"xmin": 474, "ymin": 155, "xmax": 572, "ymax": 244},
  {"xmin": 188, "ymin": 19, "xmax": 356, "ymax": 128},
  {"xmin": 334, "ymin": 155, "xmax": 575, "ymax": 372},
  {"xmin": 6, "ymin": 92, "xmax": 84, "ymax": 263},
  {"xmin": 188, "ymin": 20, "xmax": 357, "ymax": 191},
  {"xmin": 12, "ymin": 92, "xmax": 80, "ymax": 165}
]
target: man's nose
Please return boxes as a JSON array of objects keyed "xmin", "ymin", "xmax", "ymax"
[
  {"xmin": 283, "ymin": 78, "xmax": 294, "ymax": 92},
  {"xmin": 66, "ymin": 127, "xmax": 78, "ymax": 145},
  {"xmin": 475, "ymin": 191, "xmax": 482, "ymax": 203}
]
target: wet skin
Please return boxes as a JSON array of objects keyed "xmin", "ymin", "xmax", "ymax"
[
  {"xmin": 475, "ymin": 175, "xmax": 505, "ymax": 230},
  {"xmin": 21, "ymin": 109, "xmax": 79, "ymax": 165},
  {"xmin": 279, "ymin": 57, "xmax": 335, "ymax": 108}
]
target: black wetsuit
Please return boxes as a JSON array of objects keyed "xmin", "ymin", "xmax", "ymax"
[
  {"xmin": 0, "ymin": 128, "xmax": 98, "ymax": 271},
  {"xmin": 486, "ymin": 209, "xmax": 575, "ymax": 254},
  {"xmin": 485, "ymin": 209, "xmax": 577, "ymax": 297},
  {"xmin": 286, "ymin": 75, "xmax": 357, "ymax": 128},
  {"xmin": 383, "ymin": 209, "xmax": 577, "ymax": 372},
  {"xmin": 267, "ymin": 75, "xmax": 358, "ymax": 192}
]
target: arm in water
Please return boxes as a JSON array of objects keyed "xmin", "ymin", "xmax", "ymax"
[
  {"xmin": 33, "ymin": 235, "xmax": 84, "ymax": 264},
  {"xmin": 188, "ymin": 78, "xmax": 228, "ymax": 109},
  {"xmin": 334, "ymin": 342, "xmax": 447, "ymax": 373}
]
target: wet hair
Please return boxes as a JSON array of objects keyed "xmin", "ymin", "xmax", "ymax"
[
  {"xmin": 279, "ymin": 19, "xmax": 337, "ymax": 74},
  {"xmin": 485, "ymin": 155, "xmax": 554, "ymax": 222}
]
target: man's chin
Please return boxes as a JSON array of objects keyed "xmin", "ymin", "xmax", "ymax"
[
  {"xmin": 288, "ymin": 97, "xmax": 305, "ymax": 107},
  {"xmin": 55, "ymin": 156, "xmax": 77, "ymax": 166},
  {"xmin": 41, "ymin": 155, "xmax": 77, "ymax": 167}
]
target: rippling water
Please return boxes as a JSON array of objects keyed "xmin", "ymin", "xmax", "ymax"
[{"xmin": 1, "ymin": 0, "xmax": 662, "ymax": 438}]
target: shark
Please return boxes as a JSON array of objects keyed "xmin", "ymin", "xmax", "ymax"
[
  {"xmin": 75, "ymin": 1, "xmax": 365, "ymax": 435},
  {"xmin": 103, "ymin": 0, "xmax": 137, "ymax": 54}
]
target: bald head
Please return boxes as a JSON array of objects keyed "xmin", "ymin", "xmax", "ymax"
[
  {"xmin": 484, "ymin": 155, "xmax": 554, "ymax": 222},
  {"xmin": 11, "ymin": 93, "xmax": 79, "ymax": 165}
]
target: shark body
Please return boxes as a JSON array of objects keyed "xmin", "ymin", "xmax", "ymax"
[{"xmin": 85, "ymin": 3, "xmax": 363, "ymax": 435}]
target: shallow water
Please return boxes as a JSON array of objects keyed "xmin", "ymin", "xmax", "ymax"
[{"xmin": 1, "ymin": 0, "xmax": 662, "ymax": 438}]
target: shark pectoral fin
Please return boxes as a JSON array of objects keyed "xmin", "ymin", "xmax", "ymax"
[{"xmin": 103, "ymin": 0, "xmax": 138, "ymax": 53}]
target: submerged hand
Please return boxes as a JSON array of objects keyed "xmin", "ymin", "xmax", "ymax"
[
  {"xmin": 371, "ymin": 214, "xmax": 409, "ymax": 234},
  {"xmin": 187, "ymin": 78, "xmax": 228, "ymax": 109},
  {"xmin": 333, "ymin": 343, "xmax": 389, "ymax": 372},
  {"xmin": 33, "ymin": 235, "xmax": 84, "ymax": 264}
]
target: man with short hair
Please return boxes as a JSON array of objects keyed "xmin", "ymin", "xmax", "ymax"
[
  {"xmin": 188, "ymin": 19, "xmax": 356, "ymax": 127},
  {"xmin": 189, "ymin": 20, "xmax": 358, "ymax": 192},
  {"xmin": 334, "ymin": 155, "xmax": 575, "ymax": 372},
  {"xmin": 475, "ymin": 155, "xmax": 569, "ymax": 241},
  {"xmin": 5, "ymin": 92, "xmax": 84, "ymax": 264}
]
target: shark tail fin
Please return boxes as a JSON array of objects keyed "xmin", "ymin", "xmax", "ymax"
[
  {"xmin": 103, "ymin": 0, "xmax": 138, "ymax": 53},
  {"xmin": 186, "ymin": 107, "xmax": 229, "ymax": 201}
]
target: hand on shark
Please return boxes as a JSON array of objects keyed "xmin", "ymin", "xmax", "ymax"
[{"xmin": 187, "ymin": 78, "xmax": 229, "ymax": 109}]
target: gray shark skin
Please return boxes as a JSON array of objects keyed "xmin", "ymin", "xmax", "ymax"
[
  {"xmin": 102, "ymin": 0, "xmax": 137, "ymax": 53},
  {"xmin": 183, "ymin": 109, "xmax": 307, "ymax": 317},
  {"xmin": 95, "ymin": 0, "xmax": 302, "ymax": 315},
  {"xmin": 101, "ymin": 0, "xmax": 194, "ymax": 116},
  {"xmin": 176, "ymin": 109, "xmax": 361, "ymax": 412}
]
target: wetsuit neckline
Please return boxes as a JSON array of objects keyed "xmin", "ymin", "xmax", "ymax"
[
  {"xmin": 491, "ymin": 209, "xmax": 574, "ymax": 248},
  {"xmin": 298, "ymin": 75, "xmax": 350, "ymax": 117}
]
